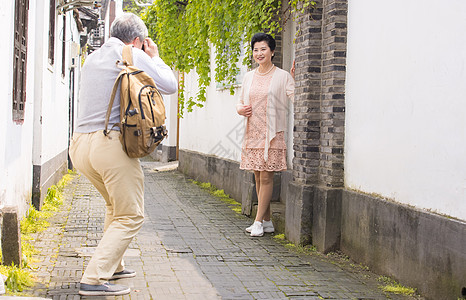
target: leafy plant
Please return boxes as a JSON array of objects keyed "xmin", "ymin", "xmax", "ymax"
[
  {"xmin": 20, "ymin": 205, "xmax": 50, "ymax": 235},
  {"xmin": 142, "ymin": 0, "xmax": 316, "ymax": 116},
  {"xmin": 123, "ymin": 0, "xmax": 151, "ymax": 15},
  {"xmin": 3, "ymin": 264, "xmax": 33, "ymax": 293}
]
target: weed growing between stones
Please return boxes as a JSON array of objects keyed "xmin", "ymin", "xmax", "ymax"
[
  {"xmin": 272, "ymin": 234, "xmax": 317, "ymax": 254},
  {"xmin": 190, "ymin": 180, "xmax": 242, "ymax": 214},
  {"xmin": 0, "ymin": 170, "xmax": 74, "ymax": 295},
  {"xmin": 0, "ymin": 264, "xmax": 33, "ymax": 294},
  {"xmin": 378, "ymin": 276, "xmax": 417, "ymax": 296},
  {"xmin": 21, "ymin": 171, "xmax": 74, "ymax": 235}
]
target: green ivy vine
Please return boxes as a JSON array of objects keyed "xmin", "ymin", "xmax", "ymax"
[{"xmin": 141, "ymin": 0, "xmax": 316, "ymax": 116}]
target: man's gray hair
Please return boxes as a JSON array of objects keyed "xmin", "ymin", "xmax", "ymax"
[{"xmin": 110, "ymin": 13, "xmax": 148, "ymax": 44}]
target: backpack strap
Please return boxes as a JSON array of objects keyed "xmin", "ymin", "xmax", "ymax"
[
  {"xmin": 103, "ymin": 71, "xmax": 125, "ymax": 136},
  {"xmin": 122, "ymin": 45, "xmax": 133, "ymax": 66},
  {"xmin": 103, "ymin": 45, "xmax": 133, "ymax": 136}
]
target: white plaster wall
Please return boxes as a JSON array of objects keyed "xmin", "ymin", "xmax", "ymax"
[
  {"xmin": 0, "ymin": 2, "xmax": 82, "ymax": 215},
  {"xmin": 0, "ymin": 2, "xmax": 14, "ymax": 205},
  {"xmin": 0, "ymin": 0, "xmax": 36, "ymax": 216},
  {"xmin": 68, "ymin": 16, "xmax": 83, "ymax": 139},
  {"xmin": 345, "ymin": 1, "xmax": 466, "ymax": 220},
  {"xmin": 179, "ymin": 63, "xmax": 245, "ymax": 162},
  {"xmin": 32, "ymin": 0, "xmax": 47, "ymax": 166},
  {"xmin": 282, "ymin": 17, "xmax": 296, "ymax": 167},
  {"xmin": 162, "ymin": 91, "xmax": 179, "ymax": 148},
  {"xmin": 115, "ymin": 0, "xmax": 123, "ymax": 18},
  {"xmin": 104, "ymin": 7, "xmax": 110, "ymax": 41},
  {"xmin": 36, "ymin": 9, "xmax": 71, "ymax": 165}
]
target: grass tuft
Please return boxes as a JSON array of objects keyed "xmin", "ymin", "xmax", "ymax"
[
  {"xmin": 191, "ymin": 180, "xmax": 242, "ymax": 214},
  {"xmin": 0, "ymin": 264, "xmax": 34, "ymax": 293},
  {"xmin": 272, "ymin": 234, "xmax": 317, "ymax": 254},
  {"xmin": 0, "ymin": 171, "xmax": 74, "ymax": 295},
  {"xmin": 273, "ymin": 234, "xmax": 285, "ymax": 240},
  {"xmin": 21, "ymin": 173, "xmax": 73, "ymax": 235},
  {"xmin": 378, "ymin": 276, "xmax": 416, "ymax": 296}
]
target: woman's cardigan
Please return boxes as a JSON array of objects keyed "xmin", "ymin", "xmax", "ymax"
[{"xmin": 238, "ymin": 67, "xmax": 295, "ymax": 162}]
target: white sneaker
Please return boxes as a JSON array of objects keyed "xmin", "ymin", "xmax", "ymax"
[
  {"xmin": 250, "ymin": 221, "xmax": 264, "ymax": 237},
  {"xmin": 246, "ymin": 220, "xmax": 274, "ymax": 233},
  {"xmin": 262, "ymin": 220, "xmax": 275, "ymax": 233}
]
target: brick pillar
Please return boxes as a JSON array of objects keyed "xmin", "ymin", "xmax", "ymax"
[
  {"xmin": 319, "ymin": 0, "xmax": 347, "ymax": 188},
  {"xmin": 292, "ymin": 3, "xmax": 323, "ymax": 185},
  {"xmin": 286, "ymin": 1, "xmax": 324, "ymax": 245},
  {"xmin": 1, "ymin": 207, "xmax": 22, "ymax": 266},
  {"xmin": 286, "ymin": 0, "xmax": 348, "ymax": 252}
]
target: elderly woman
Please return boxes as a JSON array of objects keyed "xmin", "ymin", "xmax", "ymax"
[{"xmin": 237, "ymin": 33, "xmax": 295, "ymax": 237}]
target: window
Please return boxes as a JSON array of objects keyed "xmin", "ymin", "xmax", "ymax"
[
  {"xmin": 12, "ymin": 0, "xmax": 29, "ymax": 121},
  {"xmin": 61, "ymin": 14, "xmax": 66, "ymax": 77},
  {"xmin": 48, "ymin": 0, "xmax": 55, "ymax": 65}
]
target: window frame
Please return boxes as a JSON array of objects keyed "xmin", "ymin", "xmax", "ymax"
[
  {"xmin": 48, "ymin": 0, "xmax": 56, "ymax": 65},
  {"xmin": 12, "ymin": 0, "xmax": 29, "ymax": 122},
  {"xmin": 61, "ymin": 13, "xmax": 66, "ymax": 77}
]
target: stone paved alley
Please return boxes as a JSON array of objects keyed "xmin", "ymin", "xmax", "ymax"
[{"xmin": 23, "ymin": 160, "xmax": 424, "ymax": 300}]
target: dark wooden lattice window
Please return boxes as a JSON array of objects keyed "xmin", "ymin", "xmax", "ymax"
[
  {"xmin": 48, "ymin": 0, "xmax": 55, "ymax": 65},
  {"xmin": 61, "ymin": 14, "xmax": 66, "ymax": 77},
  {"xmin": 12, "ymin": 0, "xmax": 29, "ymax": 121}
]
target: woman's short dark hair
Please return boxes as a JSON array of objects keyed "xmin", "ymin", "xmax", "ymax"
[{"xmin": 251, "ymin": 33, "xmax": 276, "ymax": 52}]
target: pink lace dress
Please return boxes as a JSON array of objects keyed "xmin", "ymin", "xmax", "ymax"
[{"xmin": 240, "ymin": 68, "xmax": 287, "ymax": 171}]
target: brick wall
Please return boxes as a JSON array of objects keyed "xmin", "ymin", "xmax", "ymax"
[
  {"xmin": 319, "ymin": 0, "xmax": 347, "ymax": 188},
  {"xmin": 292, "ymin": 0, "xmax": 347, "ymax": 188},
  {"xmin": 293, "ymin": 2, "xmax": 323, "ymax": 185}
]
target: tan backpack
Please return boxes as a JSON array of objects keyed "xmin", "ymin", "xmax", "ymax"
[{"xmin": 104, "ymin": 45, "xmax": 167, "ymax": 158}]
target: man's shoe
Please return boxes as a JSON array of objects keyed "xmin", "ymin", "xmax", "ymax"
[
  {"xmin": 110, "ymin": 269, "xmax": 136, "ymax": 280},
  {"xmin": 79, "ymin": 282, "xmax": 130, "ymax": 296},
  {"xmin": 246, "ymin": 220, "xmax": 274, "ymax": 233},
  {"xmin": 250, "ymin": 221, "xmax": 264, "ymax": 237}
]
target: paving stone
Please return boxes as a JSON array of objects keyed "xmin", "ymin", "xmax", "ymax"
[{"xmin": 22, "ymin": 161, "xmax": 423, "ymax": 300}]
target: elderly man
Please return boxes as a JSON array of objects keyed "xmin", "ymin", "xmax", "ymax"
[{"xmin": 69, "ymin": 13, "xmax": 177, "ymax": 296}]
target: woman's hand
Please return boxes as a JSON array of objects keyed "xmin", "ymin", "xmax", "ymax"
[
  {"xmin": 290, "ymin": 60, "xmax": 296, "ymax": 80},
  {"xmin": 237, "ymin": 104, "xmax": 252, "ymax": 117}
]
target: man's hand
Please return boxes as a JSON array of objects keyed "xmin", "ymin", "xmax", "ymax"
[
  {"xmin": 237, "ymin": 104, "xmax": 252, "ymax": 117},
  {"xmin": 144, "ymin": 38, "xmax": 159, "ymax": 58}
]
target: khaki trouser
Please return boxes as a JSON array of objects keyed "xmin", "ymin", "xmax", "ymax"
[{"xmin": 69, "ymin": 130, "xmax": 144, "ymax": 285}]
